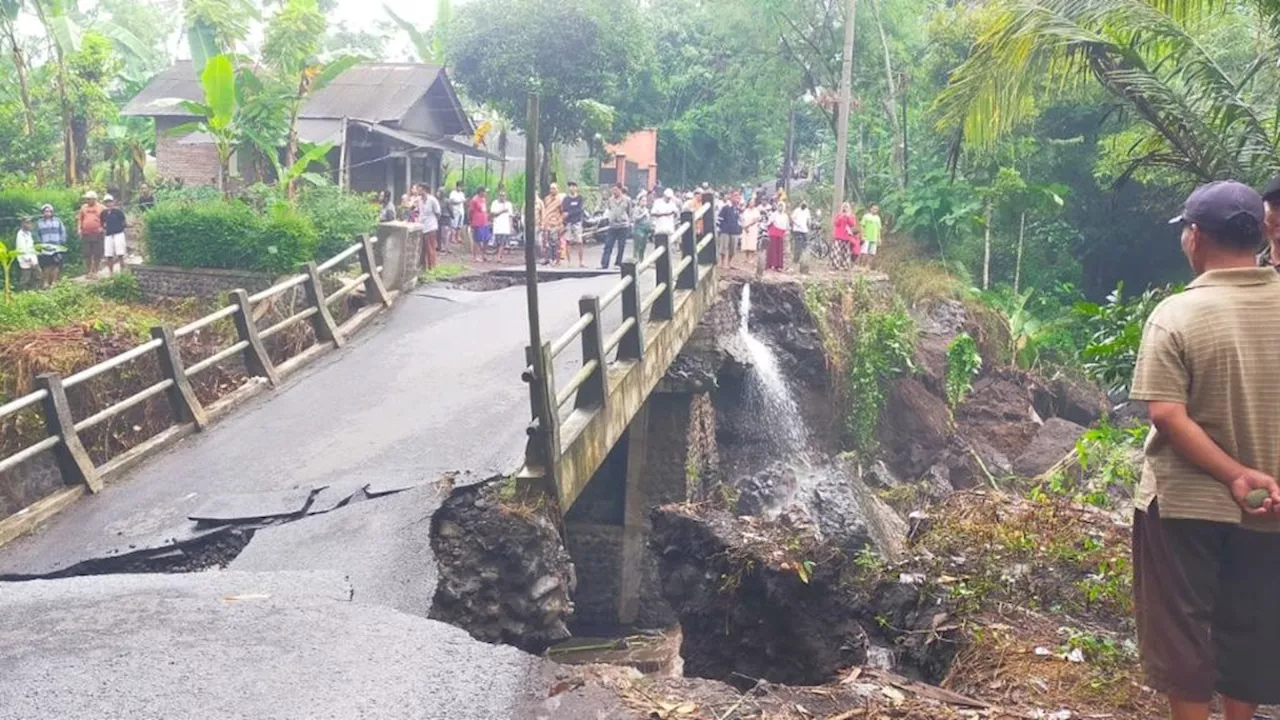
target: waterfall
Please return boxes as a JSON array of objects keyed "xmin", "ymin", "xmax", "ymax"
[{"xmin": 739, "ymin": 284, "xmax": 811, "ymax": 461}]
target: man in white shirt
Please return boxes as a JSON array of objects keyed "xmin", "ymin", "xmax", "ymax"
[
  {"xmin": 490, "ymin": 188, "xmax": 515, "ymax": 264},
  {"xmin": 790, "ymin": 202, "xmax": 812, "ymax": 264},
  {"xmin": 447, "ymin": 182, "xmax": 467, "ymax": 246},
  {"xmin": 651, "ymin": 188, "xmax": 679, "ymax": 239},
  {"xmin": 418, "ymin": 186, "xmax": 443, "ymax": 269}
]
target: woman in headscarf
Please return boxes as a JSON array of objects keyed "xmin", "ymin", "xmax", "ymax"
[
  {"xmin": 35, "ymin": 203, "xmax": 67, "ymax": 288},
  {"xmin": 766, "ymin": 200, "xmax": 789, "ymax": 271}
]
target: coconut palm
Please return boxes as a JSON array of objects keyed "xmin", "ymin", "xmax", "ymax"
[{"xmin": 935, "ymin": 0, "xmax": 1280, "ymax": 184}]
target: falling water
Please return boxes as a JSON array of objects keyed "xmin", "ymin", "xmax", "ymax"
[{"xmin": 739, "ymin": 284, "xmax": 811, "ymax": 461}]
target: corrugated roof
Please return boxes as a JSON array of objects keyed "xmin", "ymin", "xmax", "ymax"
[
  {"xmin": 303, "ymin": 63, "xmax": 441, "ymax": 122},
  {"xmin": 121, "ymin": 62, "xmax": 455, "ymax": 126},
  {"xmin": 361, "ymin": 122, "xmax": 503, "ymax": 161},
  {"xmin": 119, "ymin": 61, "xmax": 203, "ymax": 117}
]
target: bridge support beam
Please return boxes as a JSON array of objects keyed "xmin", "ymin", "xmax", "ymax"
[{"xmin": 564, "ymin": 389, "xmax": 717, "ymax": 631}]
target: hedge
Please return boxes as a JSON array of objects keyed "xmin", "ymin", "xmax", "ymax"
[
  {"xmin": 295, "ymin": 186, "xmax": 379, "ymax": 260},
  {"xmin": 145, "ymin": 199, "xmax": 318, "ymax": 275},
  {"xmin": 0, "ymin": 187, "xmax": 85, "ymax": 261}
]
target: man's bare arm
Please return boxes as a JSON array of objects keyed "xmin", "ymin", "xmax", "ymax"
[{"xmin": 1148, "ymin": 400, "xmax": 1280, "ymax": 514}]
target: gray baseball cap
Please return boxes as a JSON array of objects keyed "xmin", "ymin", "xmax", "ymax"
[{"xmin": 1169, "ymin": 180, "xmax": 1264, "ymax": 233}]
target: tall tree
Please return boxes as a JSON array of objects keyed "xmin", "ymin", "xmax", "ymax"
[{"xmin": 446, "ymin": 0, "xmax": 650, "ymax": 191}]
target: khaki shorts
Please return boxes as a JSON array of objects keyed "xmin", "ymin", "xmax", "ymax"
[
  {"xmin": 82, "ymin": 233, "xmax": 104, "ymax": 263},
  {"xmin": 717, "ymin": 233, "xmax": 739, "ymax": 257},
  {"xmin": 565, "ymin": 223, "xmax": 584, "ymax": 245},
  {"xmin": 1134, "ymin": 500, "xmax": 1280, "ymax": 704}
]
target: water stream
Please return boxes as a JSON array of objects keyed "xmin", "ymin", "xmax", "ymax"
[{"xmin": 738, "ymin": 284, "xmax": 812, "ymax": 463}]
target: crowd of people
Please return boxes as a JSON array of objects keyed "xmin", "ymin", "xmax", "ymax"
[
  {"xmin": 388, "ymin": 179, "xmax": 887, "ymax": 275},
  {"xmin": 10, "ymin": 188, "xmax": 141, "ymax": 291}
]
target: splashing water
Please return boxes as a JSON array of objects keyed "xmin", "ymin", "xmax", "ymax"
[{"xmin": 739, "ymin": 284, "xmax": 811, "ymax": 461}]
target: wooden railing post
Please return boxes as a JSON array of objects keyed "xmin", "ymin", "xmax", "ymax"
[
  {"xmin": 150, "ymin": 326, "xmax": 208, "ymax": 430},
  {"xmin": 575, "ymin": 296, "xmax": 609, "ymax": 410},
  {"xmin": 358, "ymin": 236, "xmax": 391, "ymax": 307},
  {"xmin": 652, "ymin": 233, "xmax": 674, "ymax": 321},
  {"xmin": 303, "ymin": 261, "xmax": 344, "ymax": 348},
  {"xmin": 678, "ymin": 210, "xmax": 696, "ymax": 289},
  {"xmin": 618, "ymin": 262, "xmax": 643, "ymax": 361},
  {"xmin": 229, "ymin": 289, "xmax": 280, "ymax": 386},
  {"xmin": 34, "ymin": 373, "xmax": 101, "ymax": 493}
]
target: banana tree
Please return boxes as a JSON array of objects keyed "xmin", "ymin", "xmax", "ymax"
[
  {"xmin": 165, "ymin": 54, "xmax": 239, "ymax": 190},
  {"xmin": 243, "ymin": 132, "xmax": 334, "ymax": 196},
  {"xmin": 0, "ymin": 241, "xmax": 20, "ymax": 302},
  {"xmin": 385, "ymin": 0, "xmax": 450, "ymax": 63}
]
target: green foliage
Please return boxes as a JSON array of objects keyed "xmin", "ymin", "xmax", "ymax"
[
  {"xmin": 1075, "ymin": 283, "xmax": 1179, "ymax": 395},
  {"xmin": 88, "ymin": 271, "xmax": 141, "ymax": 303},
  {"xmin": 944, "ymin": 332, "xmax": 981, "ymax": 409},
  {"xmin": 1029, "ymin": 420, "xmax": 1145, "ymax": 509},
  {"xmin": 0, "ymin": 187, "xmax": 83, "ymax": 259},
  {"xmin": 806, "ymin": 278, "xmax": 916, "ymax": 454},
  {"xmin": 295, "ymin": 186, "xmax": 377, "ymax": 260},
  {"xmin": 420, "ymin": 263, "xmax": 467, "ymax": 283},
  {"xmin": 145, "ymin": 197, "xmax": 317, "ymax": 274},
  {"xmin": 0, "ymin": 275, "xmax": 151, "ymax": 332}
]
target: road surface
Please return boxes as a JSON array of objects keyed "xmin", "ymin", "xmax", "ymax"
[{"xmin": 0, "ymin": 270, "xmax": 650, "ymax": 575}]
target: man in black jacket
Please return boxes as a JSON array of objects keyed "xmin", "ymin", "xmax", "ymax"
[{"xmin": 717, "ymin": 191, "xmax": 742, "ymax": 268}]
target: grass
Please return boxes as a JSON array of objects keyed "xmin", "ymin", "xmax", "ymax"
[
  {"xmin": 420, "ymin": 263, "xmax": 468, "ymax": 283},
  {"xmin": 875, "ymin": 239, "xmax": 967, "ymax": 306}
]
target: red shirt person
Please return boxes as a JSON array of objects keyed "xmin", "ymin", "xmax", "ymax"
[
  {"xmin": 834, "ymin": 202, "xmax": 861, "ymax": 256},
  {"xmin": 468, "ymin": 188, "xmax": 491, "ymax": 261}
]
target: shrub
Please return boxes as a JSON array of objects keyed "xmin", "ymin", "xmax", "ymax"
[
  {"xmin": 296, "ymin": 186, "xmax": 378, "ymax": 260},
  {"xmin": 945, "ymin": 332, "xmax": 982, "ymax": 409},
  {"xmin": 1075, "ymin": 282, "xmax": 1180, "ymax": 395},
  {"xmin": 0, "ymin": 186, "xmax": 85, "ymax": 262},
  {"xmin": 0, "ymin": 282, "xmax": 99, "ymax": 332},
  {"xmin": 145, "ymin": 198, "xmax": 317, "ymax": 274},
  {"xmin": 88, "ymin": 272, "xmax": 141, "ymax": 303}
]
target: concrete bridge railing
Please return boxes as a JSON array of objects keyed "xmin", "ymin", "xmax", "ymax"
[
  {"xmin": 520, "ymin": 202, "xmax": 719, "ymax": 513},
  {"xmin": 0, "ymin": 227, "xmax": 418, "ymax": 548}
]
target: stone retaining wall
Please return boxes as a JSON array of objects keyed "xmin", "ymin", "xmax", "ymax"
[
  {"xmin": 133, "ymin": 265, "xmax": 276, "ymax": 301},
  {"xmin": 0, "ymin": 452, "xmax": 64, "ymax": 520}
]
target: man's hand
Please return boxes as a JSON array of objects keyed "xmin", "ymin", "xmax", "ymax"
[{"xmin": 1227, "ymin": 469, "xmax": 1280, "ymax": 516}]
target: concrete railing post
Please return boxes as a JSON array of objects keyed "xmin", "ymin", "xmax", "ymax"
[
  {"xmin": 34, "ymin": 373, "xmax": 101, "ymax": 493},
  {"xmin": 575, "ymin": 295, "xmax": 609, "ymax": 411},
  {"xmin": 302, "ymin": 261, "xmax": 344, "ymax": 348},
  {"xmin": 699, "ymin": 191, "xmax": 717, "ymax": 267},
  {"xmin": 618, "ymin": 262, "xmax": 643, "ymax": 361},
  {"xmin": 652, "ymin": 233, "xmax": 675, "ymax": 321},
  {"xmin": 358, "ymin": 236, "xmax": 391, "ymax": 307},
  {"xmin": 229, "ymin": 289, "xmax": 280, "ymax": 386},
  {"xmin": 678, "ymin": 210, "xmax": 696, "ymax": 290},
  {"xmin": 150, "ymin": 326, "xmax": 208, "ymax": 430}
]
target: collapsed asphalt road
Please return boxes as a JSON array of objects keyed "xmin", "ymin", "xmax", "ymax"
[{"xmin": 0, "ymin": 271, "xmax": 651, "ymax": 719}]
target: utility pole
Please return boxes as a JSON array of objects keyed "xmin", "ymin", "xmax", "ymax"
[
  {"xmin": 831, "ymin": 0, "xmax": 857, "ymax": 234},
  {"xmin": 784, "ymin": 105, "xmax": 796, "ymax": 195}
]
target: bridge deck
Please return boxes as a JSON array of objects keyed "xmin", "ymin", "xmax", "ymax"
[{"xmin": 0, "ymin": 275, "xmax": 640, "ymax": 575}]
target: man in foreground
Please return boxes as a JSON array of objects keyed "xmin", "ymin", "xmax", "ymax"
[
  {"xmin": 1130, "ymin": 180, "xmax": 1280, "ymax": 720},
  {"xmin": 601, "ymin": 183, "xmax": 632, "ymax": 269}
]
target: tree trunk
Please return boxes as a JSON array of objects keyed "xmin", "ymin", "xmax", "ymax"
[
  {"xmin": 983, "ymin": 203, "xmax": 992, "ymax": 291},
  {"xmin": 540, "ymin": 140, "xmax": 554, "ymax": 196},
  {"xmin": 1014, "ymin": 211, "xmax": 1026, "ymax": 294},
  {"xmin": 4, "ymin": 24, "xmax": 44, "ymax": 184},
  {"xmin": 34, "ymin": 2, "xmax": 75, "ymax": 186},
  {"xmin": 831, "ymin": 0, "xmax": 857, "ymax": 247},
  {"xmin": 870, "ymin": 0, "xmax": 904, "ymax": 190}
]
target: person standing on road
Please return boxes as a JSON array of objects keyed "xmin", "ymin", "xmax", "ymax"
[
  {"xmin": 631, "ymin": 188, "xmax": 651, "ymax": 262},
  {"xmin": 35, "ymin": 204, "xmax": 66, "ymax": 288},
  {"xmin": 419, "ymin": 186, "xmax": 442, "ymax": 270},
  {"xmin": 860, "ymin": 204, "xmax": 883, "ymax": 268},
  {"xmin": 717, "ymin": 191, "xmax": 742, "ymax": 268},
  {"xmin": 448, "ymin": 182, "xmax": 467, "ymax": 247},
  {"xmin": 601, "ymin": 183, "xmax": 632, "ymax": 269},
  {"xmin": 834, "ymin": 202, "xmax": 860, "ymax": 269},
  {"xmin": 469, "ymin": 187, "xmax": 490, "ymax": 263},
  {"xmin": 562, "ymin": 182, "xmax": 587, "ymax": 268},
  {"xmin": 77, "ymin": 190, "xmax": 105, "ymax": 278},
  {"xmin": 100, "ymin": 194, "xmax": 127, "ymax": 276},
  {"xmin": 740, "ymin": 198, "xmax": 762, "ymax": 273},
  {"xmin": 766, "ymin": 200, "xmax": 789, "ymax": 271},
  {"xmin": 1129, "ymin": 180, "xmax": 1280, "ymax": 720},
  {"xmin": 790, "ymin": 201, "xmax": 811, "ymax": 265},
  {"xmin": 537, "ymin": 182, "xmax": 564, "ymax": 265},
  {"xmin": 650, "ymin": 187, "xmax": 679, "ymax": 250},
  {"xmin": 490, "ymin": 187, "xmax": 515, "ymax": 265}
]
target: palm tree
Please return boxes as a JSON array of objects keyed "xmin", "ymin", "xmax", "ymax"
[{"xmin": 935, "ymin": 0, "xmax": 1280, "ymax": 184}]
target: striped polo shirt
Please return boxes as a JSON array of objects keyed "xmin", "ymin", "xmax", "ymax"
[{"xmin": 1131, "ymin": 267, "xmax": 1280, "ymax": 530}]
